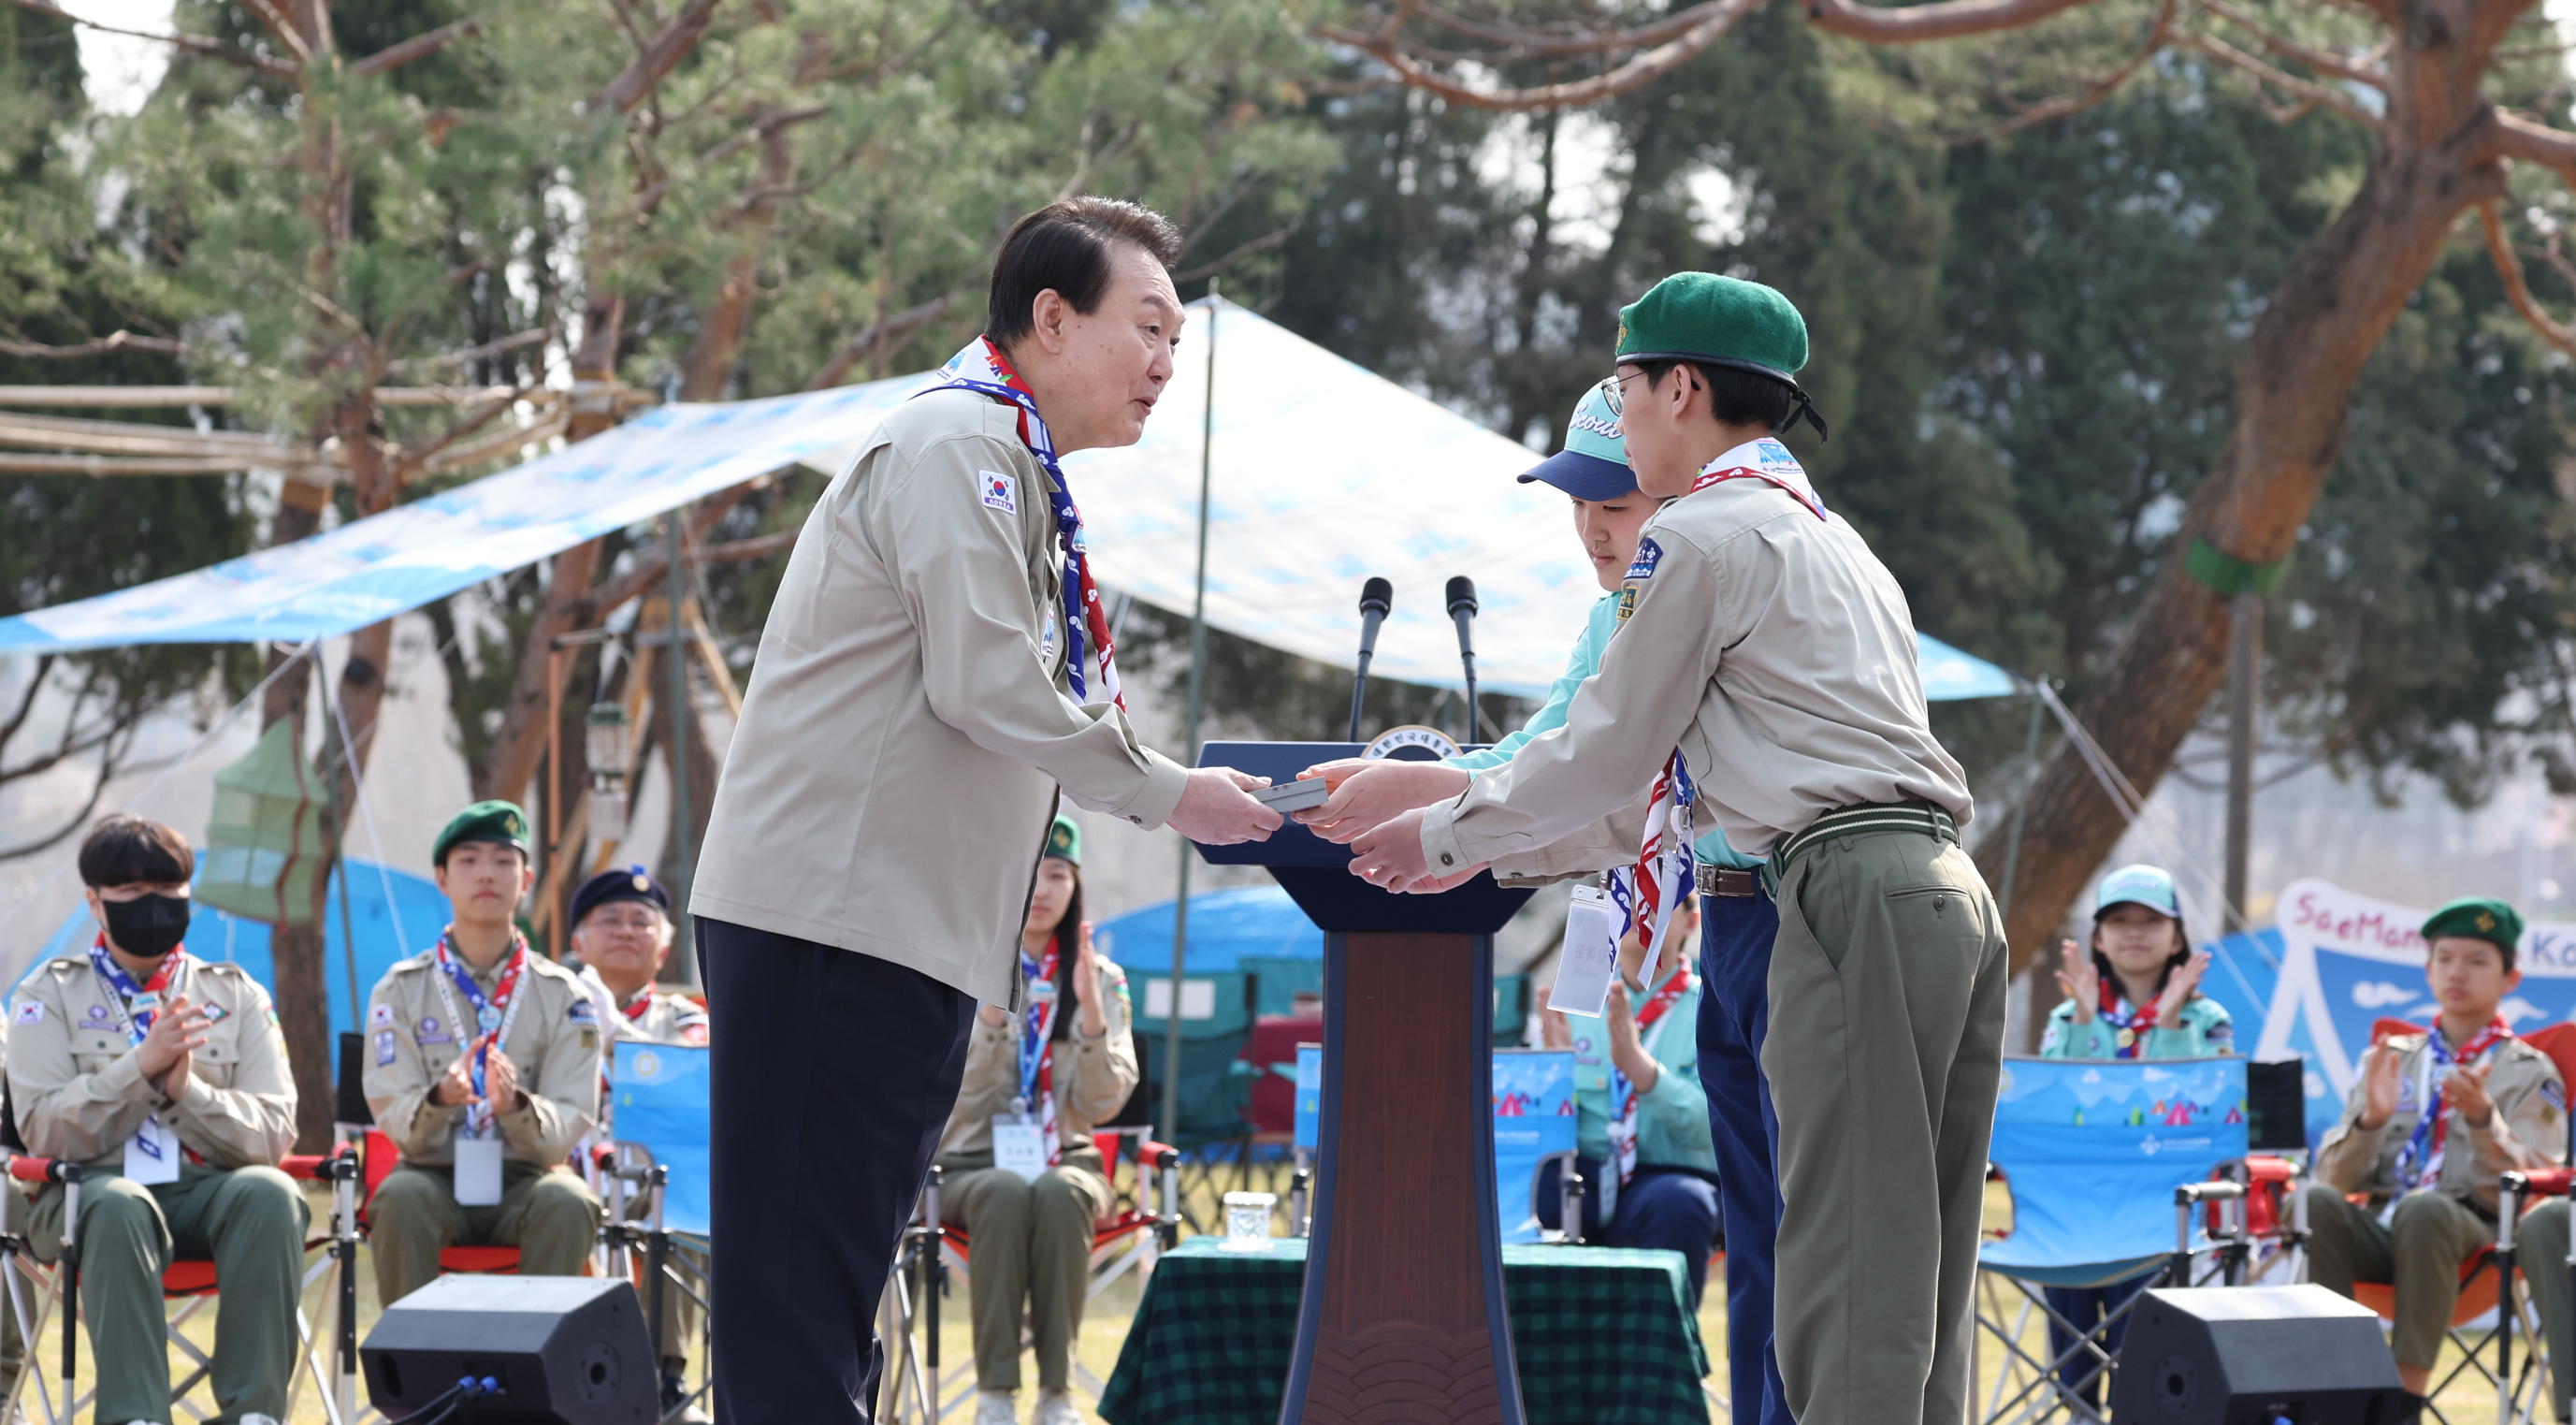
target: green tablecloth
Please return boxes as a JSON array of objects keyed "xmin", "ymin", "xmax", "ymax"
[{"xmin": 1097, "ymin": 1237, "xmax": 1709, "ymax": 1425}]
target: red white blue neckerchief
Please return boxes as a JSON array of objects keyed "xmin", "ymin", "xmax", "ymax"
[
  {"xmin": 1017, "ymin": 936, "xmax": 1064, "ymax": 1166},
  {"xmin": 90, "ymin": 937, "xmax": 200, "ymax": 1169},
  {"xmin": 1607, "ymin": 752, "xmax": 1695, "ymax": 986},
  {"xmin": 430, "ymin": 929, "xmax": 532, "ymax": 1138},
  {"xmin": 1687, "ymin": 437, "xmax": 1828, "ymax": 520},
  {"xmin": 2096, "ymin": 980, "xmax": 2158, "ymax": 1059},
  {"xmin": 919, "ymin": 337, "xmax": 1124, "ymax": 708},
  {"xmin": 1605, "ymin": 966, "xmax": 1692, "ymax": 1185},
  {"xmin": 2395, "ymin": 1016, "xmax": 2514, "ymax": 1191}
]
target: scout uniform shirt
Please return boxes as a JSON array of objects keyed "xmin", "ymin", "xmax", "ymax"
[
  {"xmin": 2316, "ymin": 1029, "xmax": 2563, "ymax": 1216},
  {"xmin": 363, "ymin": 947, "xmax": 601, "ymax": 1169},
  {"xmin": 939, "ymin": 959, "xmax": 1139, "ymax": 1161},
  {"xmin": 576, "ymin": 966, "xmax": 710, "ymax": 1048},
  {"xmin": 2039, "ymin": 996, "xmax": 2235, "ymax": 1060},
  {"xmin": 1419, "ymin": 438, "xmax": 1973, "ymax": 880},
  {"xmin": 1566, "ymin": 968, "xmax": 1717, "ymax": 1220},
  {"xmin": 7, "ymin": 951, "xmax": 297, "ymax": 1171}
]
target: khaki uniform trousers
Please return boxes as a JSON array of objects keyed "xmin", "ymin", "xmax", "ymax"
[
  {"xmin": 368, "ymin": 1159, "xmax": 604, "ymax": 1308},
  {"xmin": 28, "ymin": 1163, "xmax": 310, "ymax": 1425},
  {"xmin": 2509, "ymin": 1195, "xmax": 2576, "ymax": 1421},
  {"xmin": 939, "ymin": 1154, "xmax": 1113, "ymax": 1394},
  {"xmin": 2302, "ymin": 1185, "xmax": 2494, "ymax": 1369},
  {"xmin": 1762, "ymin": 822, "xmax": 2008, "ymax": 1425}
]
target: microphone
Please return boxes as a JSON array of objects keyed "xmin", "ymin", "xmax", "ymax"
[
  {"xmin": 1446, "ymin": 576, "xmax": 1480, "ymax": 745},
  {"xmin": 1350, "ymin": 576, "xmax": 1393, "ymax": 742}
]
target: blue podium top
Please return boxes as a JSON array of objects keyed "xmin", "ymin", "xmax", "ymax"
[{"xmin": 1192, "ymin": 741, "xmax": 1535, "ymax": 935}]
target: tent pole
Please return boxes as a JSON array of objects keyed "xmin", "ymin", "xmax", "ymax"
[
  {"xmin": 1165, "ymin": 283, "xmax": 1219, "ymax": 1148},
  {"xmin": 667, "ymin": 514, "xmax": 695, "ymax": 957},
  {"xmin": 1996, "ymin": 681, "xmax": 2045, "ymax": 936},
  {"xmin": 314, "ymin": 647, "xmax": 363, "ymax": 1030}
]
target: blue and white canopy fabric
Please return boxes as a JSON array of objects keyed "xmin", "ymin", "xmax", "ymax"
[{"xmin": 0, "ymin": 300, "xmax": 2019, "ymax": 701}]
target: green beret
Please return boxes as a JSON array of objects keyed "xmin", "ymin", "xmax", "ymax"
[
  {"xmin": 433, "ymin": 800, "xmax": 531, "ymax": 866},
  {"xmin": 1617, "ymin": 273, "xmax": 1829, "ymax": 441},
  {"xmin": 1044, "ymin": 814, "xmax": 1081, "ymax": 866},
  {"xmin": 2422, "ymin": 896, "xmax": 2524, "ymax": 955}
]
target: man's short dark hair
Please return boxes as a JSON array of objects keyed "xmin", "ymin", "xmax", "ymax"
[
  {"xmin": 987, "ymin": 196, "xmax": 1184, "ymax": 350},
  {"xmin": 2431, "ymin": 934, "xmax": 2518, "ymax": 974},
  {"xmin": 79, "ymin": 814, "xmax": 194, "ymax": 888},
  {"xmin": 1637, "ymin": 358, "xmax": 1798, "ymax": 433}
]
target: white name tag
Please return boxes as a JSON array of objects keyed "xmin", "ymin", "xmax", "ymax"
[
  {"xmin": 123, "ymin": 1114, "xmax": 181, "ymax": 1185},
  {"xmin": 993, "ymin": 1118, "xmax": 1049, "ymax": 1183},
  {"xmin": 454, "ymin": 1135, "xmax": 505, "ymax": 1206},
  {"xmin": 1551, "ymin": 885, "xmax": 1621, "ymax": 1020}
]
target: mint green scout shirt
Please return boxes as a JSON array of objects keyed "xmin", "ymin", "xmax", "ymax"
[
  {"xmin": 2038, "ymin": 994, "xmax": 2234, "ymax": 1059},
  {"xmin": 1558, "ymin": 971, "xmax": 1720, "ymax": 1217},
  {"xmin": 1445, "ymin": 594, "xmax": 1759, "ymax": 871}
]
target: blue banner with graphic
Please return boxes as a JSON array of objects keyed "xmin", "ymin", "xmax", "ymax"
[
  {"xmin": 610, "ymin": 1040, "xmax": 712, "ymax": 1238},
  {"xmin": 1983, "ymin": 1056, "xmax": 2247, "ymax": 1280},
  {"xmin": 1295, "ymin": 1046, "xmax": 1575, "ymax": 1243}
]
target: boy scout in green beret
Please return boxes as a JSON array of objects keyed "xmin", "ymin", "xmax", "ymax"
[
  {"xmin": 8, "ymin": 815, "xmax": 304, "ymax": 1425},
  {"xmin": 1347, "ymin": 272, "xmax": 1999, "ymax": 1425},
  {"xmin": 361, "ymin": 800, "xmax": 604, "ymax": 1307}
]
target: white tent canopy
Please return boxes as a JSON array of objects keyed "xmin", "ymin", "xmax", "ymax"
[{"xmin": 0, "ymin": 299, "xmax": 2017, "ymax": 701}]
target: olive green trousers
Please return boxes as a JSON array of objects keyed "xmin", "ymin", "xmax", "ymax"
[
  {"xmin": 366, "ymin": 1161, "xmax": 603, "ymax": 1309},
  {"xmin": 29, "ymin": 1163, "xmax": 311, "ymax": 1425},
  {"xmin": 1761, "ymin": 823, "xmax": 2008, "ymax": 1425},
  {"xmin": 2302, "ymin": 1185, "xmax": 2496, "ymax": 1370},
  {"xmin": 939, "ymin": 1156, "xmax": 1113, "ymax": 1394},
  {"xmin": 2510, "ymin": 1194, "xmax": 2576, "ymax": 1421}
]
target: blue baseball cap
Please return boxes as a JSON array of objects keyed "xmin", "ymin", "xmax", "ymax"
[
  {"xmin": 2094, "ymin": 864, "xmax": 2180, "ymax": 920},
  {"xmin": 1516, "ymin": 380, "xmax": 1637, "ymax": 501}
]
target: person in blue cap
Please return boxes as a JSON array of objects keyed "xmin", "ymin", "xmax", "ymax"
[{"xmin": 1296, "ymin": 378, "xmax": 1787, "ymax": 1421}]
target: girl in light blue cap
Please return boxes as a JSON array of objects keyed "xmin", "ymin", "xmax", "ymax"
[{"xmin": 2041, "ymin": 864, "xmax": 2233, "ymax": 1060}]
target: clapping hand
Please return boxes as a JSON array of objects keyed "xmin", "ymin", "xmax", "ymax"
[
  {"xmin": 2445, "ymin": 1060, "xmax": 2497, "ymax": 1128},
  {"xmin": 2358, "ymin": 1041, "xmax": 2405, "ymax": 1130},
  {"xmin": 136, "ymin": 993, "xmax": 210, "ymax": 1100},
  {"xmin": 2052, "ymin": 939, "xmax": 2099, "ymax": 1024},
  {"xmin": 2154, "ymin": 950, "xmax": 2212, "ymax": 1030},
  {"xmin": 1070, "ymin": 921, "xmax": 1107, "ymax": 1038}
]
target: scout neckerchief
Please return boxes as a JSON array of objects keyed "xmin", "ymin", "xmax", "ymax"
[
  {"xmin": 919, "ymin": 337, "xmax": 1123, "ymax": 708},
  {"xmin": 2095, "ymin": 979, "xmax": 2159, "ymax": 1059},
  {"xmin": 1605, "ymin": 965, "xmax": 1693, "ymax": 1185},
  {"xmin": 1686, "ymin": 437, "xmax": 1829, "ymax": 521},
  {"xmin": 2395, "ymin": 1016, "xmax": 2515, "ymax": 1192},
  {"xmin": 1017, "ymin": 935, "xmax": 1065, "ymax": 1167},
  {"xmin": 88, "ymin": 936, "xmax": 200, "ymax": 1170},
  {"xmin": 430, "ymin": 928, "xmax": 533, "ymax": 1139}
]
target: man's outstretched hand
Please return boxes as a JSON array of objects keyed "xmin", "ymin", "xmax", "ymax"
[
  {"xmin": 1167, "ymin": 766, "xmax": 1282, "ymax": 845},
  {"xmin": 1347, "ymin": 807, "xmax": 1486, "ymax": 893},
  {"xmin": 1294, "ymin": 760, "xmax": 1471, "ymax": 844}
]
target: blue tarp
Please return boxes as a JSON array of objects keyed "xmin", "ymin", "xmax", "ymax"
[{"xmin": 1092, "ymin": 887, "xmax": 1323, "ymax": 972}]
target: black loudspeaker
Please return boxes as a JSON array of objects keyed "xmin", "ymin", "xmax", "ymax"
[
  {"xmin": 362, "ymin": 1276, "xmax": 657, "ymax": 1424},
  {"xmin": 2112, "ymin": 1286, "xmax": 2404, "ymax": 1423}
]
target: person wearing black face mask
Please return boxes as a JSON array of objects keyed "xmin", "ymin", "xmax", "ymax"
[{"xmin": 7, "ymin": 813, "xmax": 303, "ymax": 1425}]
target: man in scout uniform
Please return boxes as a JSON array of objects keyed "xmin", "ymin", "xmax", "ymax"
[
  {"xmin": 2304, "ymin": 896, "xmax": 2562, "ymax": 1418},
  {"xmin": 566, "ymin": 865, "xmax": 707, "ymax": 1418},
  {"xmin": 1295, "ymin": 380, "xmax": 1791, "ymax": 1422},
  {"xmin": 362, "ymin": 800, "xmax": 604, "ymax": 1307},
  {"xmin": 8, "ymin": 814, "xmax": 304, "ymax": 1425},
  {"xmin": 1346, "ymin": 272, "xmax": 2000, "ymax": 1425}
]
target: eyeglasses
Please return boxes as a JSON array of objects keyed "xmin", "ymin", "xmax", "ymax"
[{"xmin": 1599, "ymin": 371, "xmax": 1648, "ymax": 417}]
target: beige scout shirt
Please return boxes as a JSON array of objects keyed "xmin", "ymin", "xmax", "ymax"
[
  {"xmin": 693, "ymin": 388, "xmax": 1190, "ymax": 1009},
  {"xmin": 938, "ymin": 959, "xmax": 1138, "ymax": 1160},
  {"xmin": 1420, "ymin": 442, "xmax": 1974, "ymax": 878},
  {"xmin": 2317, "ymin": 1031, "xmax": 2563, "ymax": 1216},
  {"xmin": 6, "ymin": 953, "xmax": 297, "ymax": 1173},
  {"xmin": 362, "ymin": 946, "xmax": 601, "ymax": 1170},
  {"xmin": 575, "ymin": 966, "xmax": 709, "ymax": 1048}
]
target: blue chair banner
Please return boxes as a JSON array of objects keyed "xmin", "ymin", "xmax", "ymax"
[
  {"xmin": 610, "ymin": 1040, "xmax": 713, "ymax": 1239},
  {"xmin": 1983, "ymin": 1055, "xmax": 2247, "ymax": 1280}
]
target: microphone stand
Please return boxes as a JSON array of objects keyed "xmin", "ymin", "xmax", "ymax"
[
  {"xmin": 1447, "ymin": 575, "xmax": 1480, "ymax": 745},
  {"xmin": 1350, "ymin": 577, "xmax": 1393, "ymax": 742}
]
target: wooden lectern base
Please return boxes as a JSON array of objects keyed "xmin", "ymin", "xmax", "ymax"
[{"xmin": 1280, "ymin": 930, "xmax": 1523, "ymax": 1425}]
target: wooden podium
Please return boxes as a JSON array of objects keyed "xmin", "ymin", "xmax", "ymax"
[{"xmin": 1194, "ymin": 742, "xmax": 1534, "ymax": 1425}]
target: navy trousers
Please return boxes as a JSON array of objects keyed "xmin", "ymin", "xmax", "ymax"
[
  {"xmin": 1698, "ymin": 888, "xmax": 1791, "ymax": 1425},
  {"xmin": 700, "ymin": 919, "xmax": 976, "ymax": 1425},
  {"xmin": 1536, "ymin": 1156, "xmax": 1723, "ymax": 1311}
]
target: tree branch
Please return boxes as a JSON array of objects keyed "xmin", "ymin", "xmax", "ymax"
[
  {"xmin": 2180, "ymin": 30, "xmax": 2381, "ymax": 127},
  {"xmin": 1944, "ymin": 0, "xmax": 2178, "ymax": 144},
  {"xmin": 1174, "ymin": 216, "xmax": 1306, "ymax": 282},
  {"xmin": 0, "ymin": 0, "xmax": 299, "ymax": 76},
  {"xmin": 350, "ymin": 16, "xmax": 485, "ymax": 78},
  {"xmin": 1804, "ymin": 0, "xmax": 2109, "ymax": 45},
  {"xmin": 803, "ymin": 294, "xmax": 955, "ymax": 391},
  {"xmin": 2490, "ymin": 109, "xmax": 2576, "ymax": 187},
  {"xmin": 2195, "ymin": 0, "xmax": 2388, "ymax": 87},
  {"xmin": 2478, "ymin": 199, "xmax": 2576, "ymax": 356},
  {"xmin": 0, "ymin": 328, "xmax": 186, "ymax": 359},
  {"xmin": 598, "ymin": 0, "xmax": 728, "ymax": 115},
  {"xmin": 1318, "ymin": 0, "xmax": 1767, "ymax": 111}
]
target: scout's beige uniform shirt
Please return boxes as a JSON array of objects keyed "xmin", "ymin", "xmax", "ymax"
[
  {"xmin": 940, "ymin": 959, "xmax": 1139, "ymax": 1159},
  {"xmin": 693, "ymin": 388, "xmax": 1189, "ymax": 1008},
  {"xmin": 575, "ymin": 966, "xmax": 709, "ymax": 1047},
  {"xmin": 2317, "ymin": 1031, "xmax": 2563, "ymax": 1216},
  {"xmin": 362, "ymin": 947, "xmax": 601, "ymax": 1170},
  {"xmin": 1420, "ymin": 441, "xmax": 1974, "ymax": 879},
  {"xmin": 7, "ymin": 953, "xmax": 297, "ymax": 1172}
]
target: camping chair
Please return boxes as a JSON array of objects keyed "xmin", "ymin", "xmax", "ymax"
[
  {"xmin": 1974, "ymin": 1055, "xmax": 2250, "ymax": 1425},
  {"xmin": 1133, "ymin": 971, "xmax": 1261, "ymax": 1218},
  {"xmin": 600, "ymin": 1039, "xmax": 715, "ymax": 1423},
  {"xmin": 876, "ymin": 1132, "xmax": 1180, "ymax": 1423}
]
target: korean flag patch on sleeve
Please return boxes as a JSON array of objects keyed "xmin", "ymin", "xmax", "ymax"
[
  {"xmin": 980, "ymin": 471, "xmax": 1018, "ymax": 515},
  {"xmin": 12, "ymin": 1001, "xmax": 39, "ymax": 1025}
]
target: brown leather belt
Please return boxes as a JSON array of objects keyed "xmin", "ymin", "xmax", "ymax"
[{"xmin": 1694, "ymin": 864, "xmax": 1761, "ymax": 898}]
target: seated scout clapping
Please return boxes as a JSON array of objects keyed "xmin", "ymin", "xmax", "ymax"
[
  {"xmin": 8, "ymin": 815, "xmax": 302, "ymax": 1425},
  {"xmin": 935, "ymin": 819, "xmax": 1137, "ymax": 1425},
  {"xmin": 362, "ymin": 800, "xmax": 604, "ymax": 1308},
  {"xmin": 2303, "ymin": 896, "xmax": 2562, "ymax": 1420}
]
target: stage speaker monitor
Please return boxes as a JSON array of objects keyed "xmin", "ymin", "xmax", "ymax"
[
  {"xmin": 2111, "ymin": 1286, "xmax": 2403, "ymax": 1424},
  {"xmin": 361, "ymin": 1275, "xmax": 657, "ymax": 1425}
]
